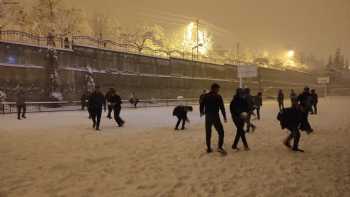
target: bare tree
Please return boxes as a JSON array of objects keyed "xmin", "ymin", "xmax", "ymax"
[
  {"xmin": 159, "ymin": 31, "xmax": 187, "ymax": 57},
  {"xmin": 88, "ymin": 13, "xmax": 121, "ymax": 40},
  {"xmin": 0, "ymin": 1, "xmax": 27, "ymax": 31},
  {"xmin": 120, "ymin": 24, "xmax": 164, "ymax": 53},
  {"xmin": 29, "ymin": 0, "xmax": 83, "ymax": 35}
]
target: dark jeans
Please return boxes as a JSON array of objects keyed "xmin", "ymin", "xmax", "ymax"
[
  {"xmin": 232, "ymin": 117, "xmax": 249, "ymax": 148},
  {"xmin": 205, "ymin": 114, "xmax": 224, "ymax": 150},
  {"xmin": 175, "ymin": 116, "xmax": 186, "ymax": 130},
  {"xmin": 107, "ymin": 105, "xmax": 113, "ymax": 118},
  {"xmin": 246, "ymin": 113, "xmax": 256, "ymax": 132},
  {"xmin": 17, "ymin": 104, "xmax": 26, "ymax": 119},
  {"xmin": 113, "ymin": 107, "xmax": 124, "ymax": 127},
  {"xmin": 286, "ymin": 128, "xmax": 301, "ymax": 149},
  {"xmin": 312, "ymin": 103, "xmax": 318, "ymax": 114},
  {"xmin": 278, "ymin": 102, "xmax": 284, "ymax": 111},
  {"xmin": 91, "ymin": 108, "xmax": 102, "ymax": 129},
  {"xmin": 256, "ymin": 107, "xmax": 261, "ymax": 120}
]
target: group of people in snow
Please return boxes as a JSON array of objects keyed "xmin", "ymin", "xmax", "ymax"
[
  {"xmin": 10, "ymin": 82, "xmax": 318, "ymax": 154},
  {"xmin": 196, "ymin": 83, "xmax": 318, "ymax": 155}
]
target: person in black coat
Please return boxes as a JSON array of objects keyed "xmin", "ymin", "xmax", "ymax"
[
  {"xmin": 80, "ymin": 92, "xmax": 88, "ymax": 110},
  {"xmin": 173, "ymin": 105, "xmax": 193, "ymax": 130},
  {"xmin": 254, "ymin": 92, "xmax": 263, "ymax": 120},
  {"xmin": 200, "ymin": 83, "xmax": 227, "ymax": 154},
  {"xmin": 278, "ymin": 100, "xmax": 305, "ymax": 152},
  {"xmin": 16, "ymin": 88, "xmax": 26, "ymax": 120},
  {"xmin": 297, "ymin": 87, "xmax": 313, "ymax": 133},
  {"xmin": 129, "ymin": 92, "xmax": 140, "ymax": 108},
  {"xmin": 110, "ymin": 90, "xmax": 125, "ymax": 127},
  {"xmin": 310, "ymin": 89, "xmax": 318, "ymax": 114},
  {"xmin": 230, "ymin": 88, "xmax": 250, "ymax": 150},
  {"xmin": 244, "ymin": 88, "xmax": 256, "ymax": 132},
  {"xmin": 277, "ymin": 89, "xmax": 284, "ymax": 111},
  {"xmin": 289, "ymin": 89, "xmax": 298, "ymax": 107},
  {"xmin": 105, "ymin": 88, "xmax": 115, "ymax": 119},
  {"xmin": 88, "ymin": 86, "xmax": 106, "ymax": 131}
]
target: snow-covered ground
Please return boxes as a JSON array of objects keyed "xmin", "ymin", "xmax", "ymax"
[{"xmin": 0, "ymin": 97, "xmax": 349, "ymax": 197}]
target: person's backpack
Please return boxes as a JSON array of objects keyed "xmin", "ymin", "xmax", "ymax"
[
  {"xmin": 173, "ymin": 106, "xmax": 178, "ymax": 116},
  {"xmin": 277, "ymin": 107, "xmax": 303, "ymax": 130}
]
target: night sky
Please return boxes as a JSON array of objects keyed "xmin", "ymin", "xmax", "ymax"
[{"xmin": 26, "ymin": 0, "xmax": 350, "ymax": 60}]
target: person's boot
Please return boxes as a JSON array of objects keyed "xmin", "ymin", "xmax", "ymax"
[
  {"xmin": 17, "ymin": 117, "xmax": 21, "ymax": 120},
  {"xmin": 22, "ymin": 115, "xmax": 26, "ymax": 119},
  {"xmin": 119, "ymin": 121, "xmax": 125, "ymax": 127},
  {"xmin": 244, "ymin": 146, "xmax": 250, "ymax": 151},
  {"xmin": 283, "ymin": 139, "xmax": 292, "ymax": 149},
  {"xmin": 217, "ymin": 148, "xmax": 227, "ymax": 155},
  {"xmin": 232, "ymin": 144, "xmax": 240, "ymax": 151},
  {"xmin": 292, "ymin": 148, "xmax": 304, "ymax": 152},
  {"xmin": 92, "ymin": 121, "xmax": 96, "ymax": 129},
  {"xmin": 206, "ymin": 148, "xmax": 213, "ymax": 153}
]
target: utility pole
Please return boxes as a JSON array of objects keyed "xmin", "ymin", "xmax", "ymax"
[
  {"xmin": 236, "ymin": 42, "xmax": 240, "ymax": 64},
  {"xmin": 196, "ymin": 19, "xmax": 199, "ymax": 60},
  {"xmin": 236, "ymin": 42, "xmax": 243, "ymax": 88}
]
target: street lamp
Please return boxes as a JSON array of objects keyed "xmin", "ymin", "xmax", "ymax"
[
  {"xmin": 287, "ymin": 50, "xmax": 295, "ymax": 59},
  {"xmin": 192, "ymin": 43, "xmax": 203, "ymax": 61}
]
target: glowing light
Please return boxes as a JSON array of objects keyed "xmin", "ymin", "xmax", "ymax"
[
  {"xmin": 263, "ymin": 51, "xmax": 269, "ymax": 57},
  {"xmin": 183, "ymin": 22, "xmax": 212, "ymax": 55},
  {"xmin": 287, "ymin": 50, "xmax": 295, "ymax": 58}
]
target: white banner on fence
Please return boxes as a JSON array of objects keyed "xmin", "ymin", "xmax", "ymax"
[
  {"xmin": 317, "ymin": 77, "xmax": 330, "ymax": 84},
  {"xmin": 237, "ymin": 65, "xmax": 258, "ymax": 78}
]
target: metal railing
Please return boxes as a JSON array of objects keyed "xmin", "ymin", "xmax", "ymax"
[
  {"xmin": 0, "ymin": 30, "xmax": 225, "ymax": 64},
  {"xmin": 0, "ymin": 30, "xmax": 68, "ymax": 48},
  {"xmin": 1, "ymin": 30, "xmax": 316, "ymax": 71},
  {"xmin": 0, "ymin": 98, "xmax": 199, "ymax": 114}
]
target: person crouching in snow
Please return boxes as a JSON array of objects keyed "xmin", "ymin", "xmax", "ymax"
[
  {"xmin": 173, "ymin": 105, "xmax": 193, "ymax": 130},
  {"xmin": 277, "ymin": 100, "xmax": 305, "ymax": 152}
]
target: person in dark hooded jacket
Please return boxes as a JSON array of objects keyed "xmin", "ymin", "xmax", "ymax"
[
  {"xmin": 310, "ymin": 89, "xmax": 318, "ymax": 114},
  {"xmin": 88, "ymin": 86, "xmax": 106, "ymax": 131},
  {"xmin": 297, "ymin": 87, "xmax": 313, "ymax": 133},
  {"xmin": 254, "ymin": 92, "xmax": 263, "ymax": 120},
  {"xmin": 230, "ymin": 88, "xmax": 250, "ymax": 150},
  {"xmin": 105, "ymin": 88, "xmax": 115, "ymax": 119},
  {"xmin": 173, "ymin": 105, "xmax": 193, "ymax": 130},
  {"xmin": 278, "ymin": 100, "xmax": 305, "ymax": 152},
  {"xmin": 200, "ymin": 83, "xmax": 227, "ymax": 154},
  {"xmin": 277, "ymin": 89, "xmax": 285, "ymax": 111},
  {"xmin": 80, "ymin": 92, "xmax": 88, "ymax": 110},
  {"xmin": 110, "ymin": 90, "xmax": 125, "ymax": 127}
]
